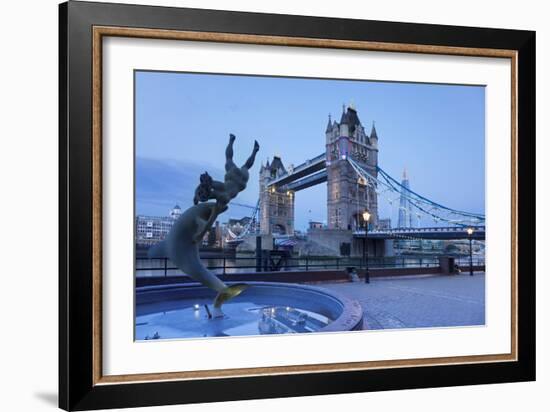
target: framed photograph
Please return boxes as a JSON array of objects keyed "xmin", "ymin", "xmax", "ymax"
[{"xmin": 59, "ymin": 1, "xmax": 535, "ymax": 410}]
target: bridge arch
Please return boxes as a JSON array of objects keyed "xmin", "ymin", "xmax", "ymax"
[{"xmin": 271, "ymin": 223, "xmax": 287, "ymax": 235}]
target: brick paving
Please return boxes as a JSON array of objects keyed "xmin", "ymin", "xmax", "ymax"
[{"xmin": 321, "ymin": 273, "xmax": 485, "ymax": 330}]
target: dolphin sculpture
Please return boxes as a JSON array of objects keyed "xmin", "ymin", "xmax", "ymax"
[
  {"xmin": 148, "ymin": 135, "xmax": 259, "ymax": 318},
  {"xmin": 148, "ymin": 202, "xmax": 248, "ymax": 318}
]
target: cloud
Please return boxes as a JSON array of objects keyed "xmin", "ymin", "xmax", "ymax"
[
  {"xmin": 135, "ymin": 157, "xmax": 258, "ymax": 221},
  {"xmin": 136, "ymin": 157, "xmax": 221, "ymax": 215}
]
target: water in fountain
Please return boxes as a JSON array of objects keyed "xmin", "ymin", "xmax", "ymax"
[{"xmin": 136, "ymin": 300, "xmax": 332, "ymax": 340}]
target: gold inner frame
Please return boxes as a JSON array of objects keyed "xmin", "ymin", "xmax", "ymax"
[{"xmin": 91, "ymin": 26, "xmax": 518, "ymax": 385}]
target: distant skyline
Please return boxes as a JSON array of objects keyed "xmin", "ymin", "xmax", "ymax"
[{"xmin": 135, "ymin": 70, "xmax": 485, "ymax": 231}]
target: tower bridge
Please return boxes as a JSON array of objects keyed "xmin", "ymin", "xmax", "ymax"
[
  {"xmin": 225, "ymin": 104, "xmax": 485, "ymax": 253},
  {"xmin": 260, "ymin": 105, "xmax": 379, "ymax": 235}
]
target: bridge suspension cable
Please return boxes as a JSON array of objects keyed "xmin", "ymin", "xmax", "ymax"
[
  {"xmin": 377, "ymin": 167, "xmax": 485, "ymax": 219},
  {"xmin": 347, "ymin": 158, "xmax": 485, "ymax": 227},
  {"xmin": 229, "ymin": 201, "xmax": 258, "ymax": 209},
  {"xmin": 226, "ymin": 199, "xmax": 261, "ymax": 241}
]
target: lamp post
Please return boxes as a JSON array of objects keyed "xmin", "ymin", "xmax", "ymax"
[
  {"xmin": 466, "ymin": 227, "xmax": 474, "ymax": 276},
  {"xmin": 362, "ymin": 210, "xmax": 371, "ymax": 284}
]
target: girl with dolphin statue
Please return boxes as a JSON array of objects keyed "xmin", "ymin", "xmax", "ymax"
[{"xmin": 148, "ymin": 134, "xmax": 260, "ymax": 318}]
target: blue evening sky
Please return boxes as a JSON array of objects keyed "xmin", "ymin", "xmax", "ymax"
[{"xmin": 135, "ymin": 70, "xmax": 485, "ymax": 231}]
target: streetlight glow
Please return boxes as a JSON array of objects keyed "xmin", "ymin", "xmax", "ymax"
[
  {"xmin": 466, "ymin": 227, "xmax": 474, "ymax": 235},
  {"xmin": 362, "ymin": 209, "xmax": 371, "ymax": 284}
]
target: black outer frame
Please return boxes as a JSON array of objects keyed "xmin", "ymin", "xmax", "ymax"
[{"xmin": 59, "ymin": 1, "xmax": 535, "ymax": 410}]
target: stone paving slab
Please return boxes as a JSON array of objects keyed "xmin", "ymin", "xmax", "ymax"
[{"xmin": 320, "ymin": 273, "xmax": 485, "ymax": 330}]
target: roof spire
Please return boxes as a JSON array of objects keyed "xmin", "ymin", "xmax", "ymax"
[
  {"xmin": 370, "ymin": 121, "xmax": 378, "ymax": 139},
  {"xmin": 326, "ymin": 113, "xmax": 333, "ymax": 132},
  {"xmin": 340, "ymin": 104, "xmax": 348, "ymax": 124},
  {"xmin": 402, "ymin": 167, "xmax": 408, "ymax": 180}
]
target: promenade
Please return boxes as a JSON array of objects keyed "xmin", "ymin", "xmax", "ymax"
[{"xmin": 322, "ymin": 273, "xmax": 485, "ymax": 330}]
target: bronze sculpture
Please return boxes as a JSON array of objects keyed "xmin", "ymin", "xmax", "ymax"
[{"xmin": 149, "ymin": 134, "xmax": 259, "ymax": 317}]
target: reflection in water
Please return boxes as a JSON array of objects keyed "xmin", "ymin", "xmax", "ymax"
[
  {"xmin": 136, "ymin": 301, "xmax": 332, "ymax": 340},
  {"xmin": 258, "ymin": 306, "xmax": 328, "ymax": 334}
]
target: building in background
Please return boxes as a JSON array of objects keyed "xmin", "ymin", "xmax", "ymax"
[
  {"xmin": 309, "ymin": 221, "xmax": 324, "ymax": 230},
  {"xmin": 377, "ymin": 218, "xmax": 392, "ymax": 230},
  {"xmin": 135, "ymin": 205, "xmax": 182, "ymax": 246},
  {"xmin": 397, "ymin": 168, "xmax": 415, "ymax": 228}
]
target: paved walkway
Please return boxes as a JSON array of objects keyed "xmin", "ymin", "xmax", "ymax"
[{"xmin": 321, "ymin": 273, "xmax": 485, "ymax": 330}]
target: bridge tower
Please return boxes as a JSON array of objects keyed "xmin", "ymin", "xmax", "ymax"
[
  {"xmin": 326, "ymin": 105, "xmax": 379, "ymax": 230},
  {"xmin": 259, "ymin": 156, "xmax": 295, "ymax": 235}
]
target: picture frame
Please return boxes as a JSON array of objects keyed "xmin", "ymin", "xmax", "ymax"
[{"xmin": 59, "ymin": 1, "xmax": 535, "ymax": 410}]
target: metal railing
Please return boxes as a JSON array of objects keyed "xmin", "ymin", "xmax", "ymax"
[
  {"xmin": 135, "ymin": 255, "xmax": 485, "ymax": 277},
  {"xmin": 357, "ymin": 226, "xmax": 486, "ymax": 234}
]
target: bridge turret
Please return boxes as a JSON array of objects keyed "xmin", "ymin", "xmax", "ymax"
[
  {"xmin": 339, "ymin": 123, "xmax": 349, "ymax": 138},
  {"xmin": 370, "ymin": 122, "xmax": 378, "ymax": 148},
  {"xmin": 325, "ymin": 114, "xmax": 333, "ymax": 133},
  {"xmin": 325, "ymin": 114, "xmax": 336, "ymax": 145},
  {"xmin": 367, "ymin": 122, "xmax": 379, "ymax": 169}
]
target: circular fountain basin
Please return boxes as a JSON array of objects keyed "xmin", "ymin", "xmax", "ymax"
[{"xmin": 136, "ymin": 282, "xmax": 363, "ymax": 340}]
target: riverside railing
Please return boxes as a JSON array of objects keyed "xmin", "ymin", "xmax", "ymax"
[{"xmin": 135, "ymin": 255, "xmax": 485, "ymax": 277}]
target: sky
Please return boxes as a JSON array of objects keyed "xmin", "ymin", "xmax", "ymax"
[{"xmin": 135, "ymin": 70, "xmax": 485, "ymax": 231}]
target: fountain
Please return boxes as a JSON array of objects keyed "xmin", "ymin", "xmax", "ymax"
[
  {"xmin": 136, "ymin": 282, "xmax": 363, "ymax": 339},
  {"xmin": 140, "ymin": 135, "xmax": 363, "ymax": 340}
]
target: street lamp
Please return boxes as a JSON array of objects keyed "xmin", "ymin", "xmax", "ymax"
[
  {"xmin": 362, "ymin": 210, "xmax": 371, "ymax": 284},
  {"xmin": 466, "ymin": 227, "xmax": 474, "ymax": 276}
]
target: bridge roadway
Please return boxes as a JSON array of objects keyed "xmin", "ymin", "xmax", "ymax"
[
  {"xmin": 262, "ymin": 152, "xmax": 486, "ymax": 239},
  {"xmin": 287, "ymin": 170, "xmax": 327, "ymax": 191},
  {"xmin": 267, "ymin": 153, "xmax": 326, "ymax": 189},
  {"xmin": 354, "ymin": 226, "xmax": 485, "ymax": 240}
]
